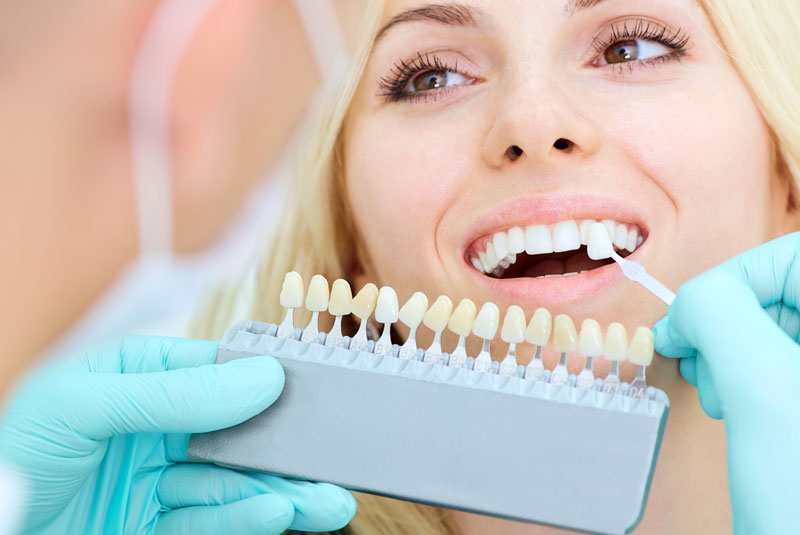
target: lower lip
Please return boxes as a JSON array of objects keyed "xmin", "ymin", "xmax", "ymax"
[{"xmin": 468, "ymin": 247, "xmax": 643, "ymax": 305}]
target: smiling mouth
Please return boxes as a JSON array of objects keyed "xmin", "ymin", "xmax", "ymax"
[{"xmin": 466, "ymin": 218, "xmax": 644, "ymax": 279}]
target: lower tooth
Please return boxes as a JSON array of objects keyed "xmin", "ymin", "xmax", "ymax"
[{"xmin": 500, "ymin": 260, "xmax": 510, "ymax": 269}]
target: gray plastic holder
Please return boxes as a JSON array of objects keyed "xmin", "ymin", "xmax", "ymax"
[{"xmin": 188, "ymin": 320, "xmax": 669, "ymax": 535}]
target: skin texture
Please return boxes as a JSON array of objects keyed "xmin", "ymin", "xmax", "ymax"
[
  {"xmin": 0, "ymin": 0, "xmax": 359, "ymax": 395},
  {"xmin": 344, "ymin": 0, "xmax": 800, "ymax": 532}
]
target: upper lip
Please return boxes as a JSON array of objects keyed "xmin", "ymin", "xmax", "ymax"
[{"xmin": 462, "ymin": 193, "xmax": 649, "ymax": 259}]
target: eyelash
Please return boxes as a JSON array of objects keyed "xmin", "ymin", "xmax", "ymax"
[
  {"xmin": 378, "ymin": 52, "xmax": 467, "ymax": 103},
  {"xmin": 378, "ymin": 18, "xmax": 691, "ymax": 103}
]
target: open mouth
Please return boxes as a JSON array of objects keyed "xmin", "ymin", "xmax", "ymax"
[{"xmin": 466, "ymin": 219, "xmax": 644, "ymax": 279}]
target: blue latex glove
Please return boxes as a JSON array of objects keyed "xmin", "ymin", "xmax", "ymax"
[
  {"xmin": 0, "ymin": 336, "xmax": 356, "ymax": 534},
  {"xmin": 653, "ymin": 232, "xmax": 800, "ymax": 534}
]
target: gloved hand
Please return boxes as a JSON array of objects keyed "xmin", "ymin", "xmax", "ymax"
[
  {"xmin": 653, "ymin": 232, "xmax": 800, "ymax": 535},
  {"xmin": 0, "ymin": 336, "xmax": 356, "ymax": 534}
]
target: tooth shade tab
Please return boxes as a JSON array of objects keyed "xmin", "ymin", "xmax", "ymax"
[
  {"xmin": 399, "ymin": 292, "xmax": 428, "ymax": 328},
  {"xmin": 507, "ymin": 226, "xmax": 525, "ymax": 254},
  {"xmin": 375, "ymin": 286, "xmax": 400, "ymax": 324},
  {"xmin": 501, "ymin": 306, "xmax": 526, "ymax": 344},
  {"xmin": 473, "ymin": 302, "xmax": 500, "ymax": 340},
  {"xmin": 552, "ymin": 220, "xmax": 581, "ymax": 253},
  {"xmin": 578, "ymin": 319, "xmax": 603, "ymax": 357},
  {"xmin": 305, "ymin": 275, "xmax": 330, "ymax": 312},
  {"xmin": 628, "ymin": 327, "xmax": 655, "ymax": 366},
  {"xmin": 328, "ymin": 279, "xmax": 353, "ymax": 316},
  {"xmin": 587, "ymin": 223, "xmax": 614, "ymax": 260},
  {"xmin": 448, "ymin": 298, "xmax": 477, "ymax": 337},
  {"xmin": 280, "ymin": 272, "xmax": 304, "ymax": 308},
  {"xmin": 351, "ymin": 283, "xmax": 379, "ymax": 319},
  {"xmin": 604, "ymin": 323, "xmax": 628, "ymax": 361},
  {"xmin": 525, "ymin": 308, "xmax": 553, "ymax": 346},
  {"xmin": 423, "ymin": 296, "xmax": 453, "ymax": 333},
  {"xmin": 552, "ymin": 314, "xmax": 578, "ymax": 353}
]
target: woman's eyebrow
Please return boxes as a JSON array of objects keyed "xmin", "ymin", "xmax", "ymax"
[
  {"xmin": 565, "ymin": 0, "xmax": 610, "ymax": 15},
  {"xmin": 374, "ymin": 3, "xmax": 479, "ymax": 43}
]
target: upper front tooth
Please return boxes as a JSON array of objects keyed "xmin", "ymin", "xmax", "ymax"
[
  {"xmin": 614, "ymin": 224, "xmax": 628, "ymax": 249},
  {"xmin": 375, "ymin": 286, "xmax": 399, "ymax": 324},
  {"xmin": 493, "ymin": 232, "xmax": 509, "ymax": 260},
  {"xmin": 472, "ymin": 302, "xmax": 500, "ymax": 340},
  {"xmin": 525, "ymin": 225, "xmax": 553, "ymax": 255},
  {"xmin": 486, "ymin": 242, "xmax": 499, "ymax": 268},
  {"xmin": 579, "ymin": 219, "xmax": 596, "ymax": 245},
  {"xmin": 507, "ymin": 226, "xmax": 525, "ymax": 254},
  {"xmin": 625, "ymin": 228, "xmax": 639, "ymax": 252},
  {"xmin": 552, "ymin": 220, "xmax": 581, "ymax": 252},
  {"xmin": 501, "ymin": 305, "xmax": 526, "ymax": 344},
  {"xmin": 398, "ymin": 291, "xmax": 428, "ymax": 328},
  {"xmin": 601, "ymin": 219, "xmax": 616, "ymax": 240}
]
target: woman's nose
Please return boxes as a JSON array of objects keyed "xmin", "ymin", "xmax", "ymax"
[{"xmin": 481, "ymin": 76, "xmax": 601, "ymax": 169}]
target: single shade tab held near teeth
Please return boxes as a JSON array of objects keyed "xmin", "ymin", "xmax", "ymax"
[{"xmin": 398, "ymin": 292, "xmax": 429, "ymax": 359}]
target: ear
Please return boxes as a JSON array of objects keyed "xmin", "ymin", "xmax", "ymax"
[{"xmin": 169, "ymin": 0, "xmax": 320, "ymax": 252}]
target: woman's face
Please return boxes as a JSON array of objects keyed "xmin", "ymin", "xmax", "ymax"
[{"xmin": 343, "ymin": 0, "xmax": 797, "ymax": 372}]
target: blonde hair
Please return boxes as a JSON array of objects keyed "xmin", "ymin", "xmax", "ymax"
[{"xmin": 193, "ymin": 1, "xmax": 800, "ymax": 533}]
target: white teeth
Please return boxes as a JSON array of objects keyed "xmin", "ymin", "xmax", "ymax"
[
  {"xmin": 469, "ymin": 219, "xmax": 645, "ymax": 275},
  {"xmin": 375, "ymin": 286, "xmax": 399, "ymax": 324},
  {"xmin": 552, "ymin": 220, "xmax": 581, "ymax": 253},
  {"xmin": 614, "ymin": 224, "xmax": 628, "ymax": 249},
  {"xmin": 398, "ymin": 292, "xmax": 428, "ymax": 328},
  {"xmin": 501, "ymin": 305, "xmax": 526, "ymax": 344},
  {"xmin": 628, "ymin": 327, "xmax": 654, "ymax": 366},
  {"xmin": 280, "ymin": 272, "xmax": 304, "ymax": 309},
  {"xmin": 579, "ymin": 219, "xmax": 595, "ymax": 245},
  {"xmin": 470, "ymin": 257, "xmax": 483, "ymax": 272},
  {"xmin": 601, "ymin": 219, "xmax": 616, "ymax": 240},
  {"xmin": 507, "ymin": 226, "xmax": 525, "ymax": 254},
  {"xmin": 305, "ymin": 274, "xmax": 329, "ymax": 312},
  {"xmin": 472, "ymin": 302, "xmax": 500, "ymax": 340},
  {"xmin": 525, "ymin": 225, "xmax": 553, "ymax": 255},
  {"xmin": 587, "ymin": 223, "xmax": 614, "ymax": 260},
  {"xmin": 479, "ymin": 251, "xmax": 491, "ymax": 272},
  {"xmin": 625, "ymin": 228, "xmax": 639, "ymax": 253},
  {"xmin": 493, "ymin": 232, "xmax": 509, "ymax": 261}
]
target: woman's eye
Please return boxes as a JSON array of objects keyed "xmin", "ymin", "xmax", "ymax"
[
  {"xmin": 407, "ymin": 69, "xmax": 468, "ymax": 93},
  {"xmin": 598, "ymin": 39, "xmax": 672, "ymax": 65}
]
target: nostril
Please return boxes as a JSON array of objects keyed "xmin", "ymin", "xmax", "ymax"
[
  {"xmin": 506, "ymin": 145, "xmax": 524, "ymax": 161},
  {"xmin": 553, "ymin": 138, "xmax": 573, "ymax": 152}
]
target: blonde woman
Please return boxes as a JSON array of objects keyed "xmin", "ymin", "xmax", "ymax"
[{"xmin": 197, "ymin": 0, "xmax": 800, "ymax": 533}]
